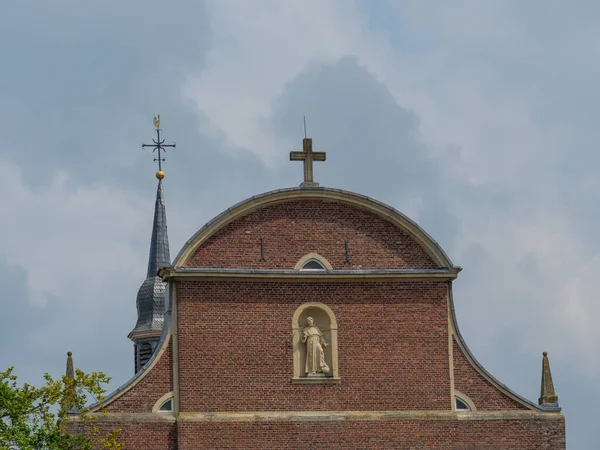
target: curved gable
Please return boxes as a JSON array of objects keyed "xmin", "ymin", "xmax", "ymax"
[{"xmin": 176, "ymin": 188, "xmax": 455, "ymax": 270}]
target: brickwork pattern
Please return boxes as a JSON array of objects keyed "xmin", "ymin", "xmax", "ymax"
[
  {"xmin": 104, "ymin": 340, "xmax": 173, "ymax": 413},
  {"xmin": 176, "ymin": 280, "xmax": 451, "ymax": 411},
  {"xmin": 185, "ymin": 200, "xmax": 438, "ymax": 269},
  {"xmin": 453, "ymin": 338, "xmax": 527, "ymax": 411},
  {"xmin": 177, "ymin": 419, "xmax": 565, "ymax": 449}
]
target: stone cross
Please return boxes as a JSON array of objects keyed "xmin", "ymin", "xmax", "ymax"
[{"xmin": 290, "ymin": 138, "xmax": 326, "ymax": 187}]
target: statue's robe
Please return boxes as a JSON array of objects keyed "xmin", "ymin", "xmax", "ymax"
[{"xmin": 303, "ymin": 326, "xmax": 330, "ymax": 376}]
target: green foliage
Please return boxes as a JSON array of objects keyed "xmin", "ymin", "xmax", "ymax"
[{"xmin": 0, "ymin": 366, "xmax": 123, "ymax": 450}]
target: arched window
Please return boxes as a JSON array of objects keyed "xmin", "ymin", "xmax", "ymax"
[
  {"xmin": 454, "ymin": 391, "xmax": 475, "ymax": 412},
  {"xmin": 158, "ymin": 398, "xmax": 173, "ymax": 412},
  {"xmin": 152, "ymin": 392, "xmax": 174, "ymax": 414},
  {"xmin": 294, "ymin": 253, "xmax": 333, "ymax": 271},
  {"xmin": 301, "ymin": 259, "xmax": 326, "ymax": 270},
  {"xmin": 455, "ymin": 397, "xmax": 470, "ymax": 411},
  {"xmin": 291, "ymin": 302, "xmax": 339, "ymax": 383},
  {"xmin": 139, "ymin": 343, "xmax": 153, "ymax": 367}
]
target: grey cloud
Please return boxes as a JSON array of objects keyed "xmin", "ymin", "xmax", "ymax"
[
  {"xmin": 0, "ymin": 1, "xmax": 210, "ymax": 190},
  {"xmin": 271, "ymin": 56, "xmax": 459, "ymax": 248}
]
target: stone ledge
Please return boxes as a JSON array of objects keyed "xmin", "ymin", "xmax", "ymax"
[
  {"xmin": 65, "ymin": 410, "xmax": 564, "ymax": 424},
  {"xmin": 66, "ymin": 413, "xmax": 175, "ymax": 423},
  {"xmin": 178, "ymin": 410, "xmax": 565, "ymax": 423},
  {"xmin": 291, "ymin": 377, "xmax": 341, "ymax": 385}
]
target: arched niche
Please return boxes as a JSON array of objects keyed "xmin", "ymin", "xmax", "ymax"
[{"xmin": 292, "ymin": 302, "xmax": 339, "ymax": 382}]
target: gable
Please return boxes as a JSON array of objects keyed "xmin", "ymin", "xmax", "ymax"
[{"xmin": 178, "ymin": 188, "xmax": 453, "ymax": 270}]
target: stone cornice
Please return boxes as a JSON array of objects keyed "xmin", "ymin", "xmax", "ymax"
[
  {"xmin": 178, "ymin": 410, "xmax": 565, "ymax": 422},
  {"xmin": 159, "ymin": 267, "xmax": 460, "ymax": 282},
  {"xmin": 127, "ymin": 329, "xmax": 162, "ymax": 341},
  {"xmin": 68, "ymin": 410, "xmax": 564, "ymax": 424}
]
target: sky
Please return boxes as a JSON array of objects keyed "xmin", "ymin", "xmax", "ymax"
[{"xmin": 0, "ymin": 1, "xmax": 597, "ymax": 447}]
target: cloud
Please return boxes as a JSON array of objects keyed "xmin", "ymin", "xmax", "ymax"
[
  {"xmin": 1, "ymin": 1, "xmax": 598, "ymax": 447},
  {"xmin": 0, "ymin": 161, "xmax": 154, "ymax": 387},
  {"xmin": 183, "ymin": 0, "xmax": 393, "ymax": 164}
]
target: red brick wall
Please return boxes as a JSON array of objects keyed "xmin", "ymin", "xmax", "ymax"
[
  {"xmin": 104, "ymin": 339, "xmax": 173, "ymax": 413},
  {"xmin": 453, "ymin": 338, "xmax": 527, "ymax": 410},
  {"xmin": 185, "ymin": 200, "xmax": 437, "ymax": 269},
  {"xmin": 176, "ymin": 280, "xmax": 450, "ymax": 411},
  {"xmin": 177, "ymin": 419, "xmax": 565, "ymax": 449}
]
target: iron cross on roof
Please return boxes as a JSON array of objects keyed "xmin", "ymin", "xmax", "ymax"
[
  {"xmin": 289, "ymin": 122, "xmax": 326, "ymax": 187},
  {"xmin": 142, "ymin": 115, "xmax": 176, "ymax": 179}
]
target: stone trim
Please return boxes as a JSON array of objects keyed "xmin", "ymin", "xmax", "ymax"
[
  {"xmin": 294, "ymin": 253, "xmax": 333, "ymax": 270},
  {"xmin": 152, "ymin": 391, "xmax": 174, "ymax": 413},
  {"xmin": 66, "ymin": 410, "xmax": 563, "ymax": 424},
  {"xmin": 448, "ymin": 296, "xmax": 455, "ymax": 411},
  {"xmin": 160, "ymin": 267, "xmax": 459, "ymax": 282},
  {"xmin": 291, "ymin": 377, "xmax": 341, "ymax": 385},
  {"xmin": 66, "ymin": 413, "xmax": 175, "ymax": 423},
  {"xmin": 171, "ymin": 284, "xmax": 180, "ymax": 417},
  {"xmin": 172, "ymin": 187, "xmax": 457, "ymax": 269},
  {"xmin": 176, "ymin": 410, "xmax": 564, "ymax": 423}
]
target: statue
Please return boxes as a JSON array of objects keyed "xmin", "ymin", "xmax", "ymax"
[{"xmin": 302, "ymin": 317, "xmax": 330, "ymax": 376}]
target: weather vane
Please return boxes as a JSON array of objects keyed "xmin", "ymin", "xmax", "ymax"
[{"xmin": 142, "ymin": 114, "xmax": 176, "ymax": 179}]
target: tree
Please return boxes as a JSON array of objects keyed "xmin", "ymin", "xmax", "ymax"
[{"xmin": 0, "ymin": 358, "xmax": 122, "ymax": 450}]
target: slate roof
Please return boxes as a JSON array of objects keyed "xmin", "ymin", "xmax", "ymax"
[{"xmin": 129, "ymin": 180, "xmax": 170, "ymax": 336}]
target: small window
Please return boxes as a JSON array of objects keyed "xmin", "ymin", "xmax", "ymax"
[
  {"xmin": 158, "ymin": 398, "xmax": 173, "ymax": 412},
  {"xmin": 455, "ymin": 397, "xmax": 471, "ymax": 412},
  {"xmin": 139, "ymin": 343, "xmax": 153, "ymax": 367},
  {"xmin": 301, "ymin": 260, "xmax": 326, "ymax": 270}
]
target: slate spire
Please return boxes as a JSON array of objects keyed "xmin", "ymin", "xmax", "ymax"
[
  {"xmin": 129, "ymin": 117, "xmax": 174, "ymax": 373},
  {"xmin": 146, "ymin": 179, "xmax": 170, "ymax": 278},
  {"xmin": 128, "ymin": 175, "xmax": 171, "ymax": 372},
  {"xmin": 538, "ymin": 351, "xmax": 560, "ymax": 409}
]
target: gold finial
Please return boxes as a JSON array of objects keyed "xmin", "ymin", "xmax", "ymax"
[
  {"xmin": 153, "ymin": 115, "xmax": 160, "ymax": 129},
  {"xmin": 156, "ymin": 170, "xmax": 165, "ymax": 179}
]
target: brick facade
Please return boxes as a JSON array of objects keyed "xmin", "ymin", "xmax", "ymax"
[
  {"xmin": 185, "ymin": 200, "xmax": 437, "ymax": 269},
  {"xmin": 80, "ymin": 192, "xmax": 565, "ymax": 449},
  {"xmin": 176, "ymin": 281, "xmax": 450, "ymax": 412},
  {"xmin": 177, "ymin": 419, "xmax": 565, "ymax": 449}
]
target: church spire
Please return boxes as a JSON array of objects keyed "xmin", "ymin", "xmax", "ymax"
[
  {"xmin": 128, "ymin": 116, "xmax": 174, "ymax": 373},
  {"xmin": 538, "ymin": 351, "xmax": 560, "ymax": 410},
  {"xmin": 146, "ymin": 178, "xmax": 170, "ymax": 278}
]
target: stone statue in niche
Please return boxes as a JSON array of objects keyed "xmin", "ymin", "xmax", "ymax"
[{"xmin": 302, "ymin": 317, "xmax": 330, "ymax": 376}]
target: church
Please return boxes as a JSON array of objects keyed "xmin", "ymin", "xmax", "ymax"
[{"xmin": 69, "ymin": 121, "xmax": 566, "ymax": 448}]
